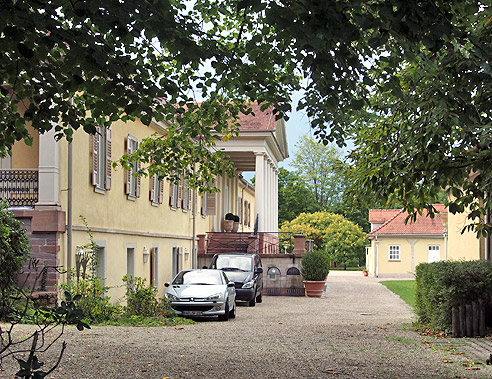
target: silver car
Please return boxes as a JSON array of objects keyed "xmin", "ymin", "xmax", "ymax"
[{"xmin": 165, "ymin": 269, "xmax": 236, "ymax": 321}]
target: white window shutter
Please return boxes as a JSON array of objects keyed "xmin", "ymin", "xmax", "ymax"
[
  {"xmin": 158, "ymin": 179, "xmax": 164, "ymax": 204},
  {"xmin": 188, "ymin": 184, "xmax": 192, "ymax": 211},
  {"xmin": 105, "ymin": 128, "xmax": 112, "ymax": 190},
  {"xmin": 90, "ymin": 133, "xmax": 98, "ymax": 186},
  {"xmin": 125, "ymin": 136, "xmax": 131, "ymax": 195},
  {"xmin": 136, "ymin": 159, "xmax": 141, "ymax": 198},
  {"xmin": 169, "ymin": 181, "xmax": 174, "ymax": 206},
  {"xmin": 150, "ymin": 175, "xmax": 156, "ymax": 202},
  {"xmin": 177, "ymin": 174, "xmax": 184, "ymax": 208},
  {"xmin": 206, "ymin": 191, "xmax": 216, "ymax": 216}
]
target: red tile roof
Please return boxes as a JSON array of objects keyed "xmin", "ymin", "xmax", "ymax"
[
  {"xmin": 368, "ymin": 204, "xmax": 447, "ymax": 236},
  {"xmin": 238, "ymin": 103, "xmax": 277, "ymax": 131},
  {"xmin": 368, "ymin": 209, "xmax": 401, "ymax": 224}
]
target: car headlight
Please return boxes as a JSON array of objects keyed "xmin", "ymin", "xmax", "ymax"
[
  {"xmin": 207, "ymin": 293, "xmax": 222, "ymax": 300},
  {"xmin": 242, "ymin": 280, "xmax": 255, "ymax": 289},
  {"xmin": 166, "ymin": 293, "xmax": 180, "ymax": 301}
]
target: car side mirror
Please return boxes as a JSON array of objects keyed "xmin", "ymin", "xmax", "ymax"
[
  {"xmin": 227, "ymin": 282, "xmax": 235, "ymax": 288},
  {"xmin": 164, "ymin": 282, "xmax": 170, "ymax": 287},
  {"xmin": 256, "ymin": 267, "xmax": 263, "ymax": 274}
]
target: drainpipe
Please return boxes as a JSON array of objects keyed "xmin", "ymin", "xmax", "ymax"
[
  {"xmin": 67, "ymin": 139, "xmax": 73, "ymax": 277},
  {"xmin": 486, "ymin": 192, "xmax": 490, "ymax": 261},
  {"xmin": 444, "ymin": 230, "xmax": 448, "ymax": 261},
  {"xmin": 240, "ymin": 179, "xmax": 247, "ymax": 232},
  {"xmin": 375, "ymin": 236, "xmax": 379, "ymax": 278},
  {"xmin": 192, "ymin": 164, "xmax": 197, "ymax": 268}
]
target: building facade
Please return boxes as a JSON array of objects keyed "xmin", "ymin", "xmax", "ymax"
[{"xmin": 3, "ymin": 103, "xmax": 288, "ymax": 300}]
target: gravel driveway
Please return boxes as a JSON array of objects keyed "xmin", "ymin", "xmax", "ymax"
[{"xmin": 3, "ymin": 271, "xmax": 492, "ymax": 378}]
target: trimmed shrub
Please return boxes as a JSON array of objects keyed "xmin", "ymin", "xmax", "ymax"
[
  {"xmin": 300, "ymin": 250, "xmax": 330, "ymax": 281},
  {"xmin": 415, "ymin": 260, "xmax": 492, "ymax": 331}
]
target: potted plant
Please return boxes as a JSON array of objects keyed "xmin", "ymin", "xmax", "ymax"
[
  {"xmin": 232, "ymin": 215, "xmax": 240, "ymax": 232},
  {"xmin": 222, "ymin": 213, "xmax": 235, "ymax": 232},
  {"xmin": 300, "ymin": 249, "xmax": 330, "ymax": 297},
  {"xmin": 362, "ymin": 268, "xmax": 368, "ymax": 276}
]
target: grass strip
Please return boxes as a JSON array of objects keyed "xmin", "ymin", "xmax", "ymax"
[{"xmin": 380, "ymin": 280, "xmax": 416, "ymax": 308}]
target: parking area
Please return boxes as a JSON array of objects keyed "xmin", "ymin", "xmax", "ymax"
[{"xmin": 3, "ymin": 271, "xmax": 491, "ymax": 378}]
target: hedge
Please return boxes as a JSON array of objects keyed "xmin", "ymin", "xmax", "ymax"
[{"xmin": 415, "ymin": 260, "xmax": 492, "ymax": 331}]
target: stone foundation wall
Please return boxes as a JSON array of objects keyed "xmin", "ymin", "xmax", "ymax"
[
  {"xmin": 12, "ymin": 208, "xmax": 65, "ymax": 292},
  {"xmin": 198, "ymin": 253, "xmax": 306, "ymax": 296}
]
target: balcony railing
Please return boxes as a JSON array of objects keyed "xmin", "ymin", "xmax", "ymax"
[{"xmin": 0, "ymin": 169, "xmax": 39, "ymax": 207}]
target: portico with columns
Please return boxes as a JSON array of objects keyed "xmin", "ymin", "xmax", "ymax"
[{"xmin": 214, "ymin": 103, "xmax": 288, "ymax": 234}]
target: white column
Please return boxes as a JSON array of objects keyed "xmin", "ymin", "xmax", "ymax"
[
  {"xmin": 37, "ymin": 129, "xmax": 60, "ymax": 206},
  {"xmin": 273, "ymin": 167, "xmax": 278, "ymax": 232},
  {"xmin": 268, "ymin": 160, "xmax": 274, "ymax": 232},
  {"xmin": 265, "ymin": 159, "xmax": 270, "ymax": 231},
  {"xmin": 267, "ymin": 159, "xmax": 273, "ymax": 231},
  {"xmin": 254, "ymin": 153, "xmax": 265, "ymax": 232}
]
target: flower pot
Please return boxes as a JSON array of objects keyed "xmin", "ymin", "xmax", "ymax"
[
  {"xmin": 303, "ymin": 280, "xmax": 326, "ymax": 297},
  {"xmin": 232, "ymin": 221, "xmax": 240, "ymax": 232},
  {"xmin": 363, "ymin": 271, "xmax": 368, "ymax": 277},
  {"xmin": 222, "ymin": 220, "xmax": 234, "ymax": 232}
]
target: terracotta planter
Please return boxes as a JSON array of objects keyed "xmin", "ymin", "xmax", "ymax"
[
  {"xmin": 232, "ymin": 221, "xmax": 240, "ymax": 232},
  {"xmin": 222, "ymin": 220, "xmax": 234, "ymax": 232},
  {"xmin": 303, "ymin": 280, "xmax": 326, "ymax": 297}
]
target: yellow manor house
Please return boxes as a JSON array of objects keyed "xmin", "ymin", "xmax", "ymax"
[{"xmin": 2, "ymin": 102, "xmax": 288, "ymax": 301}]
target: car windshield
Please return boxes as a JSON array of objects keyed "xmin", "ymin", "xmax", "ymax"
[
  {"xmin": 173, "ymin": 270, "xmax": 223, "ymax": 285},
  {"xmin": 215, "ymin": 256, "xmax": 252, "ymax": 272}
]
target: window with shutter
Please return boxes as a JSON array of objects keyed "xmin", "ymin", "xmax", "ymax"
[
  {"xmin": 150, "ymin": 175, "xmax": 164, "ymax": 206},
  {"xmin": 105, "ymin": 128, "xmax": 112, "ymax": 190},
  {"xmin": 170, "ymin": 181, "xmax": 179, "ymax": 209},
  {"xmin": 206, "ymin": 191, "xmax": 216, "ymax": 216},
  {"xmin": 158, "ymin": 179, "xmax": 164, "ymax": 204},
  {"xmin": 90, "ymin": 127, "xmax": 112, "ymax": 193},
  {"xmin": 177, "ymin": 174, "xmax": 184, "ymax": 208},
  {"xmin": 126, "ymin": 135, "xmax": 139, "ymax": 200},
  {"xmin": 201, "ymin": 192, "xmax": 207, "ymax": 217},
  {"xmin": 183, "ymin": 179, "xmax": 189, "ymax": 212}
]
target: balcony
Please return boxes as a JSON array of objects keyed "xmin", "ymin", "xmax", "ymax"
[{"xmin": 0, "ymin": 169, "xmax": 39, "ymax": 207}]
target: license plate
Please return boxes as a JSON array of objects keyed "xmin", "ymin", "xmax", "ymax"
[{"xmin": 183, "ymin": 311, "xmax": 202, "ymax": 316}]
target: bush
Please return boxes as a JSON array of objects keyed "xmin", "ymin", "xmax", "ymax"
[
  {"xmin": 123, "ymin": 275, "xmax": 176, "ymax": 318},
  {"xmin": 60, "ymin": 275, "xmax": 120, "ymax": 323},
  {"xmin": 0, "ymin": 202, "xmax": 31, "ymax": 319},
  {"xmin": 415, "ymin": 260, "xmax": 492, "ymax": 331},
  {"xmin": 300, "ymin": 250, "xmax": 330, "ymax": 281}
]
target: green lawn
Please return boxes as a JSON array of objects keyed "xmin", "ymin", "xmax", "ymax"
[{"xmin": 380, "ymin": 280, "xmax": 416, "ymax": 308}]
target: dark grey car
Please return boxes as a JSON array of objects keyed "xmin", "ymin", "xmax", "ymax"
[{"xmin": 209, "ymin": 253, "xmax": 263, "ymax": 307}]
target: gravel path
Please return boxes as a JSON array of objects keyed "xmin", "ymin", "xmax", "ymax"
[{"xmin": 3, "ymin": 271, "xmax": 492, "ymax": 378}]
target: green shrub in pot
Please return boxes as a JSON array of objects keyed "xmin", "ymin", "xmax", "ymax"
[{"xmin": 301, "ymin": 250, "xmax": 330, "ymax": 281}]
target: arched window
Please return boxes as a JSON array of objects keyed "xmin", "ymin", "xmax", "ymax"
[
  {"xmin": 287, "ymin": 267, "xmax": 300, "ymax": 275},
  {"xmin": 267, "ymin": 267, "xmax": 281, "ymax": 280}
]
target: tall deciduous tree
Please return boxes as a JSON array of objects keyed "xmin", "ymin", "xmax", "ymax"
[
  {"xmin": 292, "ymin": 135, "xmax": 347, "ymax": 209},
  {"xmin": 278, "ymin": 168, "xmax": 319, "ymax": 225},
  {"xmin": 280, "ymin": 211, "xmax": 366, "ymax": 268},
  {"xmin": 2, "ymin": 0, "xmax": 491, "ymax": 231}
]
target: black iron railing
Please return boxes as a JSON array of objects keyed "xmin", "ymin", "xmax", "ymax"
[{"xmin": 0, "ymin": 169, "xmax": 39, "ymax": 207}]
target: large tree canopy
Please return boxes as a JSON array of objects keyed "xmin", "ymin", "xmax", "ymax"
[
  {"xmin": 280, "ymin": 211, "xmax": 366, "ymax": 267},
  {"xmin": 292, "ymin": 135, "xmax": 347, "ymax": 209},
  {"xmin": 2, "ymin": 1, "xmax": 491, "ymax": 230}
]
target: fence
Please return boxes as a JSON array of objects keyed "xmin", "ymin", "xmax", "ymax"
[
  {"xmin": 451, "ymin": 299, "xmax": 486, "ymax": 337},
  {"xmin": 0, "ymin": 169, "xmax": 38, "ymax": 207}
]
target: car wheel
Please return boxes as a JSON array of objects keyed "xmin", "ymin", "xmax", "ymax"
[
  {"xmin": 256, "ymin": 291, "xmax": 262, "ymax": 303},
  {"xmin": 229, "ymin": 302, "xmax": 236, "ymax": 319},
  {"xmin": 218, "ymin": 303, "xmax": 229, "ymax": 321},
  {"xmin": 248, "ymin": 293, "xmax": 256, "ymax": 307}
]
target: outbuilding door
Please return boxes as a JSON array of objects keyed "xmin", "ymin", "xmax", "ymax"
[{"xmin": 428, "ymin": 245, "xmax": 440, "ymax": 263}]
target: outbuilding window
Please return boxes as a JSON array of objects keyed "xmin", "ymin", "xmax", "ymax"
[{"xmin": 388, "ymin": 245, "xmax": 400, "ymax": 261}]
